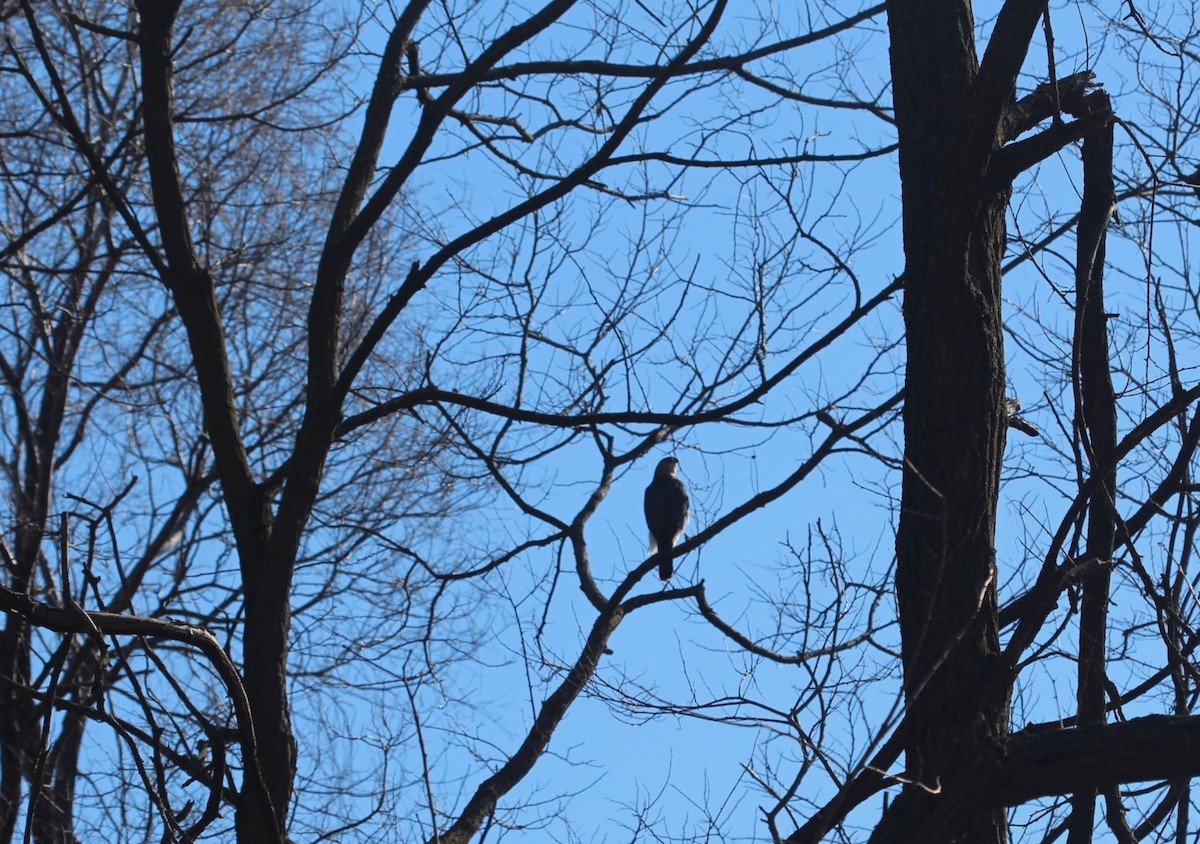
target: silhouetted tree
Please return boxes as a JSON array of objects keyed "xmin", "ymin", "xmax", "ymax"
[{"xmin": 4, "ymin": 1, "xmax": 1200, "ymax": 843}]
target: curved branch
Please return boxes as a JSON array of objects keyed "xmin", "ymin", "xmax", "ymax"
[
  {"xmin": 694, "ymin": 585, "xmax": 876, "ymax": 664},
  {"xmin": 0, "ymin": 583, "xmax": 282, "ymax": 843}
]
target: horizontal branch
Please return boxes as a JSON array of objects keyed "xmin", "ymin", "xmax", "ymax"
[
  {"xmin": 336, "ymin": 279, "xmax": 902, "ymax": 437},
  {"xmin": 605, "ymin": 144, "xmax": 898, "ymax": 169},
  {"xmin": 397, "ymin": 4, "xmax": 887, "ymax": 92},
  {"xmin": 873, "ymin": 716, "xmax": 1200, "ymax": 841},
  {"xmin": 994, "ymin": 716, "xmax": 1200, "ymax": 805}
]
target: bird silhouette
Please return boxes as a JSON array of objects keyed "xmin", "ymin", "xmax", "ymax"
[{"xmin": 644, "ymin": 457, "xmax": 690, "ymax": 580}]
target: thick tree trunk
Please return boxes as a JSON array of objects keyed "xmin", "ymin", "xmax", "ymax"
[
  {"xmin": 235, "ymin": 551, "xmax": 295, "ymax": 843},
  {"xmin": 881, "ymin": 0, "xmax": 1020, "ymax": 840},
  {"xmin": 889, "ymin": 187, "xmax": 1010, "ymax": 844}
]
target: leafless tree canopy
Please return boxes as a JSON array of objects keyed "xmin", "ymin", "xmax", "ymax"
[{"xmin": 2, "ymin": 0, "xmax": 1200, "ymax": 842}]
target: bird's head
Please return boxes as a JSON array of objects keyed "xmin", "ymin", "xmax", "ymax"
[{"xmin": 654, "ymin": 456, "xmax": 680, "ymax": 477}]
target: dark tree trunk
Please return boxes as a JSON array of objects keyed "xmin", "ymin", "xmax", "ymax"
[
  {"xmin": 1067, "ymin": 88, "xmax": 1120, "ymax": 844},
  {"xmin": 880, "ymin": 0, "xmax": 1035, "ymax": 840},
  {"xmin": 235, "ymin": 546, "xmax": 295, "ymax": 844}
]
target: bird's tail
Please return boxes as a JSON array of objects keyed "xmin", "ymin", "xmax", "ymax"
[{"xmin": 649, "ymin": 535, "xmax": 672, "ymax": 580}]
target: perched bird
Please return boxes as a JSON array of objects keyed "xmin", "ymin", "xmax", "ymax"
[
  {"xmin": 1005, "ymin": 397, "xmax": 1039, "ymax": 437},
  {"xmin": 644, "ymin": 456, "xmax": 690, "ymax": 580}
]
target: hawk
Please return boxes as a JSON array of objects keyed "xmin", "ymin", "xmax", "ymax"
[{"xmin": 644, "ymin": 456, "xmax": 690, "ymax": 580}]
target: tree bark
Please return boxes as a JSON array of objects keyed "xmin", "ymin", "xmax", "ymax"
[{"xmin": 882, "ymin": 0, "xmax": 1045, "ymax": 840}]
